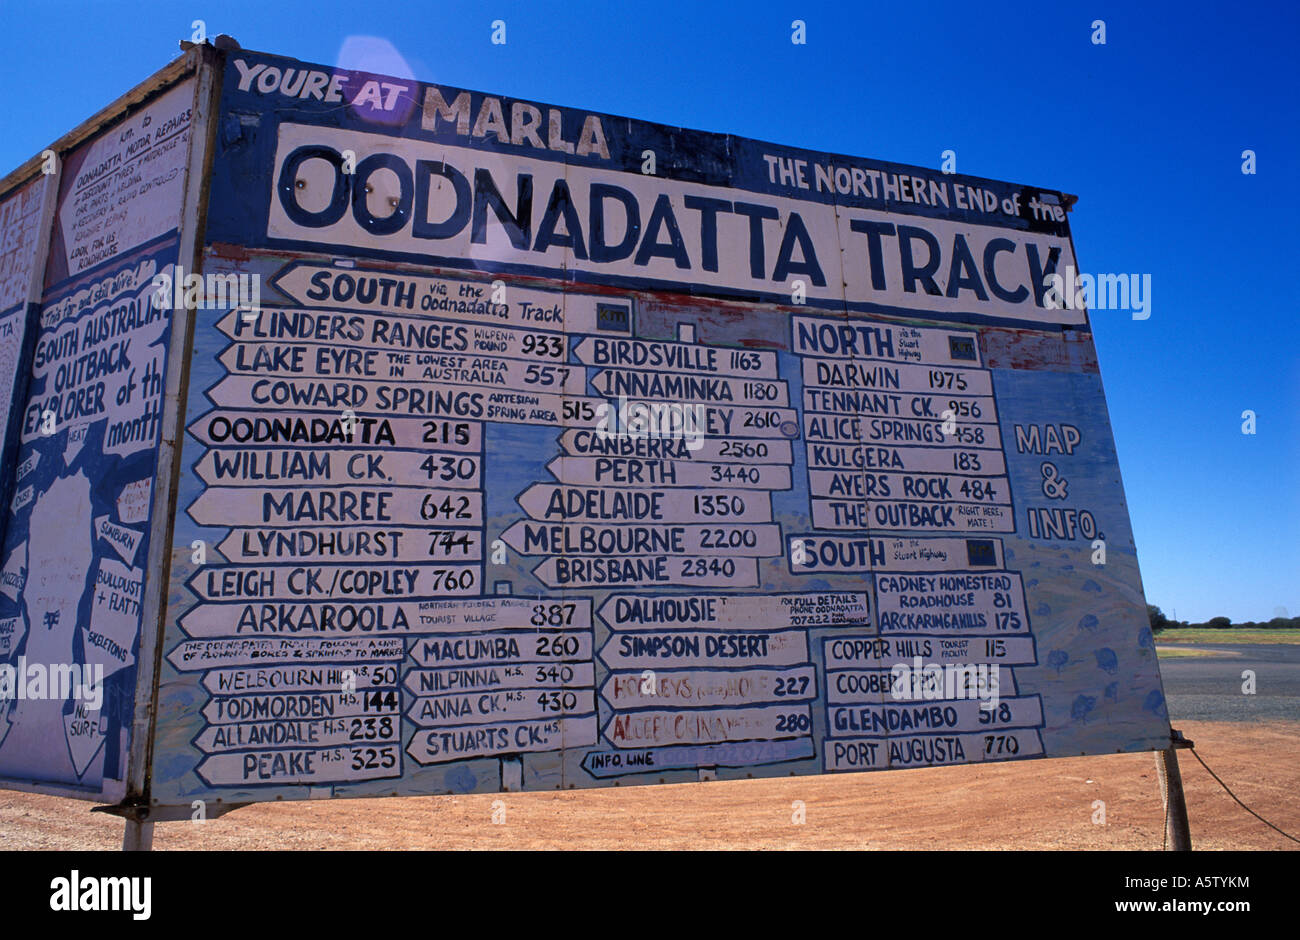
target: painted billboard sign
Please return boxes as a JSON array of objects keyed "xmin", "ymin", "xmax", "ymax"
[
  {"xmin": 148, "ymin": 48, "xmax": 1169, "ymax": 804},
  {"xmin": 0, "ymin": 46, "xmax": 1169, "ymax": 809}
]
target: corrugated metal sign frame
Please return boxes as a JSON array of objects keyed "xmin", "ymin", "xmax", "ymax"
[{"xmin": 126, "ymin": 44, "xmax": 225, "ymax": 811}]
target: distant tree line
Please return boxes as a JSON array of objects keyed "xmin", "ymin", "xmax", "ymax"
[{"xmin": 1147, "ymin": 605, "xmax": 1297, "ymax": 633}]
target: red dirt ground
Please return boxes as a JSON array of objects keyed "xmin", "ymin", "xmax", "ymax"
[{"xmin": 1, "ymin": 719, "xmax": 1295, "ymax": 850}]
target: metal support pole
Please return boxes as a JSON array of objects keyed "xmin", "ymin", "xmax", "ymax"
[
  {"xmin": 1155, "ymin": 731, "xmax": 1193, "ymax": 851},
  {"xmin": 122, "ymin": 817, "xmax": 154, "ymax": 852}
]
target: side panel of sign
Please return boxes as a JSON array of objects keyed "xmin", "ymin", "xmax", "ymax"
[
  {"xmin": 0, "ymin": 78, "xmax": 195, "ymax": 798},
  {"xmin": 0, "ymin": 176, "xmax": 53, "ymax": 557}
]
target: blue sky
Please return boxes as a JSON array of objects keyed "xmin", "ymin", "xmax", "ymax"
[{"xmin": 2, "ymin": 0, "xmax": 1296, "ymax": 622}]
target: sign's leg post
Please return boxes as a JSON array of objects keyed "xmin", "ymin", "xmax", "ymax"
[
  {"xmin": 122, "ymin": 817, "xmax": 154, "ymax": 852},
  {"xmin": 1155, "ymin": 745, "xmax": 1192, "ymax": 851}
]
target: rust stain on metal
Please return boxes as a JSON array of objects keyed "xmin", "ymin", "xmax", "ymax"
[
  {"xmin": 982, "ymin": 327, "xmax": 1099, "ymax": 372},
  {"xmin": 210, "ymin": 241, "xmax": 252, "ymax": 261}
]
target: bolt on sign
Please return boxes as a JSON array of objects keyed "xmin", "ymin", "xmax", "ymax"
[{"xmin": 0, "ymin": 46, "xmax": 1168, "ymax": 810}]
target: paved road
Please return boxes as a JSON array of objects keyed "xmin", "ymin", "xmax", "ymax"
[{"xmin": 1160, "ymin": 644, "xmax": 1300, "ymax": 722}]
